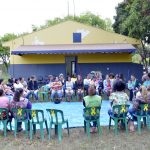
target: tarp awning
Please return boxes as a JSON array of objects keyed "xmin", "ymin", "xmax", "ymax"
[{"xmin": 11, "ymin": 43, "xmax": 136, "ymax": 55}]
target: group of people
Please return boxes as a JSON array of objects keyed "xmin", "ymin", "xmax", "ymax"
[
  {"xmin": 83, "ymin": 72, "xmax": 150, "ymax": 133},
  {"xmin": 0, "ymin": 72, "xmax": 150, "ymax": 133}
]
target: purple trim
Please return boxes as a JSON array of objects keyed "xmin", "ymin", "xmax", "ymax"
[{"xmin": 11, "ymin": 49, "xmax": 135, "ymax": 55}]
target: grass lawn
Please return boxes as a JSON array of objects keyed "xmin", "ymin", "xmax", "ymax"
[{"xmin": 0, "ymin": 127, "xmax": 150, "ymax": 150}]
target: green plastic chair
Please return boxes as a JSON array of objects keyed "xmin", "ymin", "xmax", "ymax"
[
  {"xmin": 83, "ymin": 106, "xmax": 102, "ymax": 139},
  {"xmin": 38, "ymin": 85, "xmax": 50, "ymax": 101},
  {"xmin": 28, "ymin": 109, "xmax": 48, "ymax": 141},
  {"xmin": 46, "ymin": 109, "xmax": 69, "ymax": 142},
  {"xmin": 133, "ymin": 104, "xmax": 150, "ymax": 134},
  {"xmin": 0, "ymin": 108, "xmax": 12, "ymax": 137},
  {"xmin": 11, "ymin": 108, "xmax": 29, "ymax": 138},
  {"xmin": 109, "ymin": 104, "xmax": 130, "ymax": 135}
]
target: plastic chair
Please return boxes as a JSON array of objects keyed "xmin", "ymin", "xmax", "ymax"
[
  {"xmin": 28, "ymin": 109, "xmax": 48, "ymax": 141},
  {"xmin": 38, "ymin": 85, "xmax": 50, "ymax": 101},
  {"xmin": 46, "ymin": 109, "xmax": 69, "ymax": 142},
  {"xmin": 0, "ymin": 108, "xmax": 12, "ymax": 137},
  {"xmin": 11, "ymin": 108, "xmax": 29, "ymax": 138},
  {"xmin": 109, "ymin": 104, "xmax": 130, "ymax": 135},
  {"xmin": 83, "ymin": 106, "xmax": 102, "ymax": 138},
  {"xmin": 133, "ymin": 104, "xmax": 150, "ymax": 134}
]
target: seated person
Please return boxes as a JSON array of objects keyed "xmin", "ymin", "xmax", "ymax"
[
  {"xmin": 50, "ymin": 77, "xmax": 63, "ymax": 101},
  {"xmin": 128, "ymin": 86, "xmax": 150, "ymax": 131},
  {"xmin": 75, "ymin": 75, "xmax": 84, "ymax": 101},
  {"xmin": 0, "ymin": 79, "xmax": 14, "ymax": 96},
  {"xmin": 65, "ymin": 76, "xmax": 74, "ymax": 101},
  {"xmin": 108, "ymin": 80, "xmax": 129, "ymax": 116},
  {"xmin": 0, "ymin": 89, "xmax": 12, "ymax": 125},
  {"xmin": 13, "ymin": 79, "xmax": 24, "ymax": 91},
  {"xmin": 103, "ymin": 75, "xmax": 113, "ymax": 96},
  {"xmin": 26, "ymin": 75, "xmax": 39, "ymax": 100},
  {"xmin": 83, "ymin": 74, "xmax": 91, "ymax": 96},
  {"xmin": 83, "ymin": 85, "xmax": 102, "ymax": 133},
  {"xmin": 10, "ymin": 88, "xmax": 32, "ymax": 131}
]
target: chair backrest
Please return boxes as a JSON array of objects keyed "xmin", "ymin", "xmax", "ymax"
[
  {"xmin": 83, "ymin": 107, "xmax": 101, "ymax": 120},
  {"xmin": 0, "ymin": 108, "xmax": 9, "ymax": 120},
  {"xmin": 46, "ymin": 109, "xmax": 65, "ymax": 124},
  {"xmin": 112, "ymin": 104, "xmax": 130, "ymax": 117},
  {"xmin": 11, "ymin": 108, "xmax": 28, "ymax": 121},
  {"xmin": 28, "ymin": 109, "xmax": 45, "ymax": 123},
  {"xmin": 40, "ymin": 85, "xmax": 49, "ymax": 92},
  {"xmin": 135, "ymin": 104, "xmax": 150, "ymax": 116}
]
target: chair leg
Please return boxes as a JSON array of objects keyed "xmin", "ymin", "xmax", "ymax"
[
  {"xmin": 124, "ymin": 118, "xmax": 128, "ymax": 134},
  {"xmin": 30, "ymin": 122, "xmax": 33, "ymax": 140},
  {"xmin": 97, "ymin": 119, "xmax": 102, "ymax": 136},
  {"xmin": 58, "ymin": 124, "xmax": 62, "ymax": 142},
  {"xmin": 33, "ymin": 124, "xmax": 36, "ymax": 134},
  {"xmin": 114, "ymin": 119, "xmax": 118, "ymax": 135},
  {"xmin": 9, "ymin": 121, "xmax": 12, "ymax": 131},
  {"xmin": 147, "ymin": 116, "xmax": 150, "ymax": 130},
  {"xmin": 14, "ymin": 120, "xmax": 17, "ymax": 138},
  {"xmin": 86, "ymin": 121, "xmax": 90, "ymax": 139},
  {"xmin": 55, "ymin": 125, "xmax": 58, "ymax": 135},
  {"xmin": 66, "ymin": 121, "xmax": 69, "ymax": 135},
  {"xmin": 3, "ymin": 121, "xmax": 7, "ymax": 137},
  {"xmin": 137, "ymin": 117, "xmax": 141, "ymax": 134},
  {"xmin": 40, "ymin": 123, "xmax": 44, "ymax": 141},
  {"xmin": 109, "ymin": 117, "xmax": 111, "ymax": 130},
  {"xmin": 24, "ymin": 121, "xmax": 28, "ymax": 138},
  {"xmin": 48, "ymin": 124, "xmax": 51, "ymax": 140},
  {"xmin": 45, "ymin": 120, "xmax": 49, "ymax": 134},
  {"xmin": 84, "ymin": 120, "xmax": 86, "ymax": 133}
]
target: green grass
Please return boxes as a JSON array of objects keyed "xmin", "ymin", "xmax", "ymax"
[{"xmin": 0, "ymin": 127, "xmax": 150, "ymax": 150}]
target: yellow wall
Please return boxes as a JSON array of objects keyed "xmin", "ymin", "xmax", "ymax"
[
  {"xmin": 78, "ymin": 53, "xmax": 132, "ymax": 63},
  {"xmin": 11, "ymin": 53, "xmax": 132, "ymax": 64},
  {"xmin": 11, "ymin": 54, "xmax": 65, "ymax": 64},
  {"xmin": 3, "ymin": 21, "xmax": 140, "ymax": 51}
]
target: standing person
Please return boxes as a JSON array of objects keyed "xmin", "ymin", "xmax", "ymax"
[
  {"xmin": 26, "ymin": 75, "xmax": 39, "ymax": 100},
  {"xmin": 75, "ymin": 75, "xmax": 84, "ymax": 101},
  {"xmin": 129, "ymin": 74, "xmax": 140, "ymax": 101},
  {"xmin": 83, "ymin": 85, "xmax": 102, "ymax": 133}
]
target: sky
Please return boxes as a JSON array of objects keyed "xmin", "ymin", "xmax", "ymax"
[{"xmin": 0, "ymin": 0, "xmax": 123, "ymax": 37}]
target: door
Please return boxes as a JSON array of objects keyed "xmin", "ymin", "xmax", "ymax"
[{"xmin": 65, "ymin": 56, "xmax": 77, "ymax": 77}]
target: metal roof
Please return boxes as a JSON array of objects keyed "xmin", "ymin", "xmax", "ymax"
[{"xmin": 11, "ymin": 43, "xmax": 136, "ymax": 55}]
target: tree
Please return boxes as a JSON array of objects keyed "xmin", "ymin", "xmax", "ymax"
[
  {"xmin": 0, "ymin": 42, "xmax": 10, "ymax": 71},
  {"xmin": 113, "ymin": 0, "xmax": 150, "ymax": 72},
  {"xmin": 33, "ymin": 12, "xmax": 113, "ymax": 32},
  {"xmin": 0, "ymin": 33, "xmax": 17, "ymax": 71}
]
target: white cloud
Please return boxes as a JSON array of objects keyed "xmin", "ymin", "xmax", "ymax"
[{"xmin": 0, "ymin": 0, "xmax": 123, "ymax": 36}]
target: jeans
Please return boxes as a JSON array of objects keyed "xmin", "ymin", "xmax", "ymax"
[
  {"xmin": 26, "ymin": 90, "xmax": 38, "ymax": 100},
  {"xmin": 51, "ymin": 90, "xmax": 62, "ymax": 99}
]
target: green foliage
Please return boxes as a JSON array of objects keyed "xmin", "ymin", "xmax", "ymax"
[
  {"xmin": 1, "ymin": 33, "xmax": 17, "ymax": 42},
  {"xmin": 113, "ymin": 0, "xmax": 150, "ymax": 72},
  {"xmin": 34, "ymin": 11, "xmax": 113, "ymax": 32}
]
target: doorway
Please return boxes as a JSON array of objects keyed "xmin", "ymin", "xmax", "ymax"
[{"xmin": 65, "ymin": 56, "xmax": 77, "ymax": 77}]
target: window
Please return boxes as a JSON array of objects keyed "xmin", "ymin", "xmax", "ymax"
[{"xmin": 73, "ymin": 33, "xmax": 81, "ymax": 43}]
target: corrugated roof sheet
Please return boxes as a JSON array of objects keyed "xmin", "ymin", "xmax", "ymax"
[{"xmin": 11, "ymin": 43, "xmax": 136, "ymax": 55}]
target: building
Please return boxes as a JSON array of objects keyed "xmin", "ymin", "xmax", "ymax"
[{"xmin": 3, "ymin": 20, "xmax": 143, "ymax": 80}]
